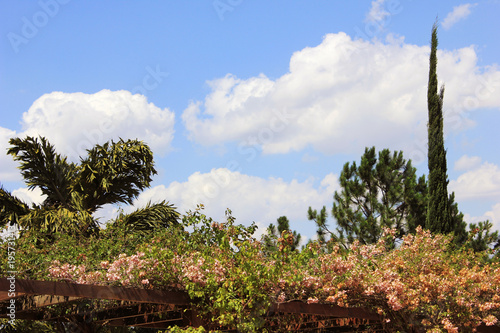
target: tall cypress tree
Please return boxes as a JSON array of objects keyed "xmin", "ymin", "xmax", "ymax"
[{"xmin": 426, "ymin": 24, "xmax": 452, "ymax": 233}]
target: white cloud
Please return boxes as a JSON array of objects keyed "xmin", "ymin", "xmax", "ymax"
[
  {"xmin": 19, "ymin": 89, "xmax": 175, "ymax": 161},
  {"xmin": 366, "ymin": 0, "xmax": 389, "ymax": 23},
  {"xmin": 301, "ymin": 152, "xmax": 319, "ymax": 163},
  {"xmin": 11, "ymin": 187, "xmax": 46, "ymax": 205},
  {"xmin": 485, "ymin": 203, "xmax": 500, "ymax": 232},
  {"xmin": 450, "ymin": 162, "xmax": 500, "ymax": 201},
  {"xmin": 442, "ymin": 3, "xmax": 477, "ymax": 30},
  {"xmin": 182, "ymin": 33, "xmax": 500, "ymax": 159},
  {"xmin": 94, "ymin": 204, "xmax": 121, "ymax": 226},
  {"xmin": 464, "ymin": 203, "xmax": 500, "ymax": 233},
  {"xmin": 130, "ymin": 169, "xmax": 340, "ymax": 238},
  {"xmin": 454, "ymin": 155, "xmax": 482, "ymax": 171}
]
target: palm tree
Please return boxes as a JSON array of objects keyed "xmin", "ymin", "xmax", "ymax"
[{"xmin": 1, "ymin": 136, "xmax": 179, "ymax": 237}]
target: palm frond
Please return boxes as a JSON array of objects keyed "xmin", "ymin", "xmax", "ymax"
[
  {"xmin": 77, "ymin": 139, "xmax": 157, "ymax": 212},
  {"xmin": 110, "ymin": 201, "xmax": 180, "ymax": 233},
  {"xmin": 0, "ymin": 186, "xmax": 30, "ymax": 227},
  {"xmin": 5, "ymin": 136, "xmax": 173, "ymax": 239},
  {"xmin": 19, "ymin": 206, "xmax": 98, "ymax": 237},
  {"xmin": 7, "ymin": 136, "xmax": 77, "ymax": 207}
]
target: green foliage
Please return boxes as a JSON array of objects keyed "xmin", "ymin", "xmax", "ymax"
[
  {"xmin": 7, "ymin": 136, "xmax": 78, "ymax": 208},
  {"xmin": 0, "ymin": 185, "xmax": 30, "ymax": 227},
  {"xmin": 425, "ymin": 25, "xmax": 468, "ymax": 243},
  {"xmin": 4, "ymin": 211, "xmax": 500, "ymax": 332},
  {"xmin": 7, "ymin": 136, "xmax": 157, "ymax": 213},
  {"xmin": 307, "ymin": 206, "xmax": 328, "ymax": 244},
  {"xmin": 0, "ymin": 319, "xmax": 59, "ymax": 332},
  {"xmin": 309, "ymin": 144, "xmax": 469, "ymax": 249},
  {"xmin": 108, "ymin": 201, "xmax": 180, "ymax": 234},
  {"xmin": 426, "ymin": 24, "xmax": 452, "ymax": 235},
  {"xmin": 465, "ymin": 220, "xmax": 499, "ymax": 254},
  {"xmin": 3, "ymin": 136, "xmax": 172, "ymax": 237},
  {"xmin": 174, "ymin": 207, "xmax": 273, "ymax": 331},
  {"xmin": 448, "ymin": 192, "xmax": 468, "ymax": 244},
  {"xmin": 307, "ymin": 205, "xmax": 347, "ymax": 252},
  {"xmin": 163, "ymin": 328, "xmax": 206, "ymax": 333},
  {"xmin": 76, "ymin": 139, "xmax": 157, "ymax": 213},
  {"xmin": 20, "ymin": 204, "xmax": 97, "ymax": 238},
  {"xmin": 311, "ymin": 147, "xmax": 426, "ymax": 247},
  {"xmin": 0, "ymin": 206, "xmax": 281, "ymax": 331},
  {"xmin": 0, "ymin": 220, "xmax": 154, "ymax": 281},
  {"xmin": 262, "ymin": 215, "xmax": 301, "ymax": 253}
]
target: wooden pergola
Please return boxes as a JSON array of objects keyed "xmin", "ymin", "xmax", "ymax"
[
  {"xmin": 1, "ymin": 278, "xmax": 499, "ymax": 332},
  {"xmin": 0, "ymin": 278, "xmax": 386, "ymax": 332}
]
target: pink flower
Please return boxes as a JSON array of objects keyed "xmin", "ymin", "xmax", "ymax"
[
  {"xmin": 307, "ymin": 297, "xmax": 319, "ymax": 304},
  {"xmin": 441, "ymin": 318, "xmax": 458, "ymax": 333},
  {"xmin": 325, "ymin": 295, "xmax": 336, "ymax": 303},
  {"xmin": 483, "ymin": 315, "xmax": 498, "ymax": 326}
]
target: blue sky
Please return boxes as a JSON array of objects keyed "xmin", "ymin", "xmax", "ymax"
[{"xmin": 1, "ymin": 0, "xmax": 500, "ymax": 242}]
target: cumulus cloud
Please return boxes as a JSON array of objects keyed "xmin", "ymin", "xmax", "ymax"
[
  {"xmin": 464, "ymin": 203, "xmax": 500, "ymax": 233},
  {"xmin": 18, "ymin": 89, "xmax": 175, "ymax": 160},
  {"xmin": 454, "ymin": 155, "xmax": 482, "ymax": 171},
  {"xmin": 442, "ymin": 3, "xmax": 477, "ymax": 30},
  {"xmin": 485, "ymin": 203, "xmax": 500, "ymax": 231},
  {"xmin": 449, "ymin": 162, "xmax": 500, "ymax": 202},
  {"xmin": 129, "ymin": 169, "xmax": 340, "ymax": 238},
  {"xmin": 436, "ymin": 158, "xmax": 500, "ymax": 232},
  {"xmin": 182, "ymin": 33, "xmax": 500, "ymax": 160},
  {"xmin": 11, "ymin": 187, "xmax": 45, "ymax": 205},
  {"xmin": 366, "ymin": 0, "xmax": 390, "ymax": 23}
]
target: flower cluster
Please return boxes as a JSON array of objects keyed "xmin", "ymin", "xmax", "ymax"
[
  {"xmin": 177, "ymin": 254, "xmax": 208, "ymax": 286},
  {"xmin": 48, "ymin": 261, "xmax": 93, "ymax": 284},
  {"xmin": 48, "ymin": 251, "xmax": 158, "ymax": 287},
  {"xmin": 273, "ymin": 227, "xmax": 500, "ymax": 331},
  {"xmin": 103, "ymin": 252, "xmax": 158, "ymax": 286},
  {"xmin": 23, "ymin": 213, "xmax": 500, "ymax": 332}
]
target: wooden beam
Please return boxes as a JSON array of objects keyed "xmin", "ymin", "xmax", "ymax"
[
  {"xmin": 44, "ymin": 304, "xmax": 186, "ymax": 329},
  {"xmin": 1, "ymin": 278, "xmax": 387, "ymax": 330},
  {"xmin": 0, "ymin": 278, "xmax": 189, "ymax": 305},
  {"xmin": 13, "ymin": 294, "xmax": 82, "ymax": 314},
  {"xmin": 107, "ymin": 314, "xmax": 184, "ymax": 328},
  {"xmin": 271, "ymin": 301, "xmax": 381, "ymax": 321},
  {"xmin": 91, "ymin": 304, "xmax": 179, "ymax": 325},
  {"xmin": 0, "ymin": 291, "xmax": 25, "ymax": 301},
  {"xmin": 31, "ymin": 295, "xmax": 81, "ymax": 308}
]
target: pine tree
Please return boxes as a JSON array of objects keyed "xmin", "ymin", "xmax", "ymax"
[
  {"xmin": 309, "ymin": 147, "xmax": 426, "ymax": 247},
  {"xmin": 262, "ymin": 216, "xmax": 301, "ymax": 252},
  {"xmin": 426, "ymin": 24, "xmax": 452, "ymax": 233}
]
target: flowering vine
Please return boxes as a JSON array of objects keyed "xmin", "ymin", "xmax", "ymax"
[{"xmin": 2, "ymin": 209, "xmax": 500, "ymax": 332}]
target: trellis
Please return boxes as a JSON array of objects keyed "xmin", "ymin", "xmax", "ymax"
[
  {"xmin": 0, "ymin": 278, "xmax": 386, "ymax": 332},
  {"xmin": 1, "ymin": 278, "xmax": 499, "ymax": 332}
]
